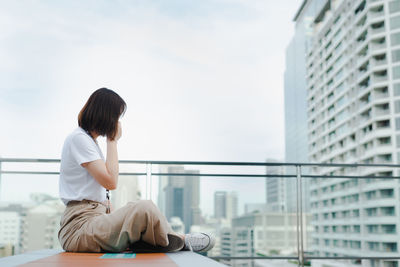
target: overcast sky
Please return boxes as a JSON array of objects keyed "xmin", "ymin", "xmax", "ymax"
[{"xmin": 0, "ymin": 0, "xmax": 302, "ymax": 215}]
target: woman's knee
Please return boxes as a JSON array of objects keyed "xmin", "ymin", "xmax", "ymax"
[{"xmin": 129, "ymin": 200, "xmax": 161, "ymax": 216}]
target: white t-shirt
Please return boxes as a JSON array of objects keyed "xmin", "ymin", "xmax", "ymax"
[{"xmin": 59, "ymin": 127, "xmax": 106, "ymax": 205}]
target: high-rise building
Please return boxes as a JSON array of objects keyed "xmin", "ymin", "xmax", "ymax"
[
  {"xmin": 214, "ymin": 191, "xmax": 238, "ymax": 220},
  {"xmin": 284, "ymin": 0, "xmax": 326, "ymax": 214},
  {"xmin": 265, "ymin": 160, "xmax": 286, "ymax": 212},
  {"xmin": 214, "ymin": 191, "xmax": 226, "ymax": 219},
  {"xmin": 303, "ymin": 0, "xmax": 400, "ymax": 265},
  {"xmin": 157, "ymin": 165, "xmax": 201, "ymax": 233}
]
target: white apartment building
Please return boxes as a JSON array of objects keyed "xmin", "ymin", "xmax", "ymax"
[
  {"xmin": 220, "ymin": 212, "xmax": 312, "ymax": 267},
  {"xmin": 214, "ymin": 191, "xmax": 238, "ymax": 220},
  {"xmin": 22, "ymin": 199, "xmax": 64, "ymax": 252},
  {"xmin": 220, "ymin": 227, "xmax": 254, "ymax": 267},
  {"xmin": 0, "ymin": 212, "xmax": 20, "ymax": 255},
  {"xmin": 306, "ymin": 0, "xmax": 400, "ymax": 266}
]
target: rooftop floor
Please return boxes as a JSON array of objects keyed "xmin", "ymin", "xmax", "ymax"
[{"xmin": 0, "ymin": 249, "xmax": 225, "ymax": 267}]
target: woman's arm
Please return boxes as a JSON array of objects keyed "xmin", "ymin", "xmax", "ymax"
[{"xmin": 82, "ymin": 122, "xmax": 122, "ymax": 190}]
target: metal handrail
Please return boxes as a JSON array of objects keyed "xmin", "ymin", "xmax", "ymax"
[
  {"xmin": 2, "ymin": 157, "xmax": 400, "ymax": 167},
  {"xmin": 2, "ymin": 158, "xmax": 400, "ymax": 266}
]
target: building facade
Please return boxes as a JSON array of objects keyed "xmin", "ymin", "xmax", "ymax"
[
  {"xmin": 284, "ymin": 0, "xmax": 326, "ymax": 214},
  {"xmin": 265, "ymin": 160, "xmax": 286, "ymax": 212},
  {"xmin": 214, "ymin": 191, "xmax": 238, "ymax": 220},
  {"xmin": 157, "ymin": 165, "xmax": 201, "ymax": 233},
  {"xmin": 220, "ymin": 212, "xmax": 312, "ymax": 266},
  {"xmin": 0, "ymin": 211, "xmax": 20, "ymax": 255},
  {"xmin": 304, "ymin": 0, "xmax": 400, "ymax": 266},
  {"xmin": 22, "ymin": 199, "xmax": 64, "ymax": 252}
]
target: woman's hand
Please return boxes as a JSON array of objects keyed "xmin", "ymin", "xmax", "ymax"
[
  {"xmin": 86, "ymin": 122, "xmax": 121, "ymax": 190},
  {"xmin": 108, "ymin": 121, "xmax": 122, "ymax": 142}
]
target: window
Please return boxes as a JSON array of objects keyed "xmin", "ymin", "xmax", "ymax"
[
  {"xmin": 382, "ymin": 224, "xmax": 396, "ymax": 234},
  {"xmin": 366, "ymin": 207, "xmax": 378, "ymax": 216},
  {"xmin": 368, "ymin": 242, "xmax": 380, "ymax": 251},
  {"xmin": 393, "ymin": 49, "xmax": 400, "ymax": 62},
  {"xmin": 383, "ymin": 242, "xmax": 397, "ymax": 252},
  {"xmin": 336, "ymin": 68, "xmax": 344, "ymax": 80},
  {"xmin": 337, "ymin": 96, "xmax": 347, "ymax": 108},
  {"xmin": 333, "ymin": 240, "xmax": 339, "ymax": 247},
  {"xmin": 353, "ymin": 209, "xmax": 360, "ymax": 217},
  {"xmin": 391, "ymin": 15, "xmax": 400, "ymax": 30},
  {"xmin": 367, "ymin": 224, "xmax": 379, "ymax": 234},
  {"xmin": 394, "ymin": 66, "xmax": 400, "ymax": 80},
  {"xmin": 381, "ymin": 206, "xmax": 395, "ymax": 216},
  {"xmin": 395, "ymin": 100, "xmax": 400, "ymax": 113},
  {"xmin": 394, "ymin": 83, "xmax": 400, "ymax": 96},
  {"xmin": 392, "ymin": 32, "xmax": 400, "ymax": 47},
  {"xmin": 390, "ymin": 1, "xmax": 400, "ymax": 13}
]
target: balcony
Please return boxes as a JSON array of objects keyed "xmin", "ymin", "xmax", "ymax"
[
  {"xmin": 368, "ymin": 4, "xmax": 385, "ymax": 19},
  {"xmin": 370, "ymin": 21, "xmax": 386, "ymax": 36},
  {"xmin": 1, "ymin": 159, "xmax": 400, "ymax": 267}
]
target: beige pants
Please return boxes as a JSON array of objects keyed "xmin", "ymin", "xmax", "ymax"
[{"xmin": 58, "ymin": 199, "xmax": 181, "ymax": 252}]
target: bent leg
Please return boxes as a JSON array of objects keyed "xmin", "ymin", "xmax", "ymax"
[{"xmin": 87, "ymin": 200, "xmax": 182, "ymax": 252}]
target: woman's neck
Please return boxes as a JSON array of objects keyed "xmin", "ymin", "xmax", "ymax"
[{"xmin": 90, "ymin": 131, "xmax": 100, "ymax": 140}]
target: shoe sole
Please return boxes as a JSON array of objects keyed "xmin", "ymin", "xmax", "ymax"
[{"xmin": 129, "ymin": 234, "xmax": 184, "ymax": 253}]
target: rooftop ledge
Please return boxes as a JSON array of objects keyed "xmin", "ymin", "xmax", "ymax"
[{"xmin": 0, "ymin": 249, "xmax": 225, "ymax": 267}]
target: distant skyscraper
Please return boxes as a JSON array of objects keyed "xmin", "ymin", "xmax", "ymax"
[
  {"xmin": 214, "ymin": 191, "xmax": 238, "ymax": 220},
  {"xmin": 265, "ymin": 159, "xmax": 286, "ymax": 212},
  {"xmin": 214, "ymin": 191, "xmax": 226, "ymax": 219},
  {"xmin": 284, "ymin": 0, "xmax": 326, "ymax": 213},
  {"xmin": 157, "ymin": 165, "xmax": 201, "ymax": 233}
]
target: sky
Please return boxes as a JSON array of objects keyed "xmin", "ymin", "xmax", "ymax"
[{"xmin": 0, "ymin": 0, "xmax": 302, "ymax": 216}]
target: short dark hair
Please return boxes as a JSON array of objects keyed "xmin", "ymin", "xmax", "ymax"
[{"xmin": 78, "ymin": 88, "xmax": 126, "ymax": 140}]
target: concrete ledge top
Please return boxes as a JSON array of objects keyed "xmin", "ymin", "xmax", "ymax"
[{"xmin": 0, "ymin": 249, "xmax": 226, "ymax": 267}]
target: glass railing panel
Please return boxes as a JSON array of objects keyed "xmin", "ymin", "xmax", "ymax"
[{"xmin": 304, "ymin": 164, "xmax": 400, "ymax": 266}]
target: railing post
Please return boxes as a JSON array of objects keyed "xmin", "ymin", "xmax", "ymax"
[
  {"xmin": 296, "ymin": 165, "xmax": 304, "ymax": 267},
  {"xmin": 145, "ymin": 163, "xmax": 153, "ymax": 201},
  {"xmin": 0, "ymin": 157, "xmax": 2, "ymax": 201}
]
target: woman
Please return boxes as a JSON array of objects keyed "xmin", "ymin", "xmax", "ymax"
[{"xmin": 58, "ymin": 88, "xmax": 214, "ymax": 253}]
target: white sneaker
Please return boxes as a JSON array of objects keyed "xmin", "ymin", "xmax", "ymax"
[{"xmin": 184, "ymin": 233, "xmax": 215, "ymax": 252}]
